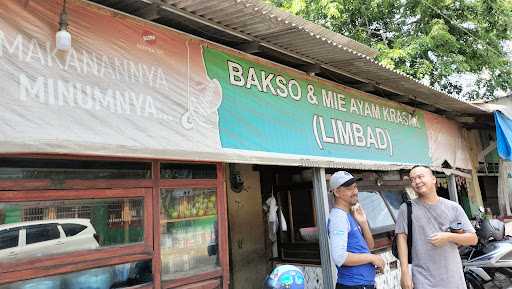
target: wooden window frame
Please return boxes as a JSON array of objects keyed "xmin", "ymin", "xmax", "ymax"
[
  {"xmin": 0, "ymin": 156, "xmax": 229, "ymax": 289},
  {"xmin": 0, "ymin": 187, "xmax": 153, "ymax": 286},
  {"xmin": 157, "ymin": 163, "xmax": 229, "ymax": 289},
  {"xmin": 0, "ymin": 179, "xmax": 154, "ymax": 191},
  {"xmin": 0, "ymin": 154, "xmax": 153, "ymax": 191}
]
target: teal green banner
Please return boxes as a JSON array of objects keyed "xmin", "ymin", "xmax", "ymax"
[{"xmin": 203, "ymin": 48, "xmax": 432, "ymax": 165}]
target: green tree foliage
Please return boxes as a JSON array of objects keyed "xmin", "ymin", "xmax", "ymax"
[{"xmin": 268, "ymin": 0, "xmax": 512, "ymax": 100}]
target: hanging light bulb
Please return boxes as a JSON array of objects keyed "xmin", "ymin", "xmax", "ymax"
[{"xmin": 56, "ymin": 0, "xmax": 71, "ymax": 51}]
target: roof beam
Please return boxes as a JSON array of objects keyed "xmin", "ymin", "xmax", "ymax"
[
  {"xmin": 234, "ymin": 42, "xmax": 262, "ymax": 54},
  {"xmin": 352, "ymin": 83, "xmax": 375, "ymax": 92},
  {"xmin": 443, "ymin": 111, "xmax": 463, "ymax": 118},
  {"xmin": 300, "ymin": 64, "xmax": 321, "ymax": 76},
  {"xmin": 133, "ymin": 3, "xmax": 162, "ymax": 21},
  {"xmin": 415, "ymin": 103, "xmax": 441, "ymax": 113},
  {"xmin": 393, "ymin": 95, "xmax": 411, "ymax": 102},
  {"xmin": 101, "ymin": 0, "xmax": 123, "ymax": 6},
  {"xmin": 454, "ymin": 116, "xmax": 476, "ymax": 123}
]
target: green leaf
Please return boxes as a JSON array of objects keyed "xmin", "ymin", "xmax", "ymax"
[{"xmin": 267, "ymin": 0, "xmax": 512, "ymax": 100}]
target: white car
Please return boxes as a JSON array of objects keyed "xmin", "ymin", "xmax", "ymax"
[{"xmin": 0, "ymin": 218, "xmax": 100, "ymax": 261}]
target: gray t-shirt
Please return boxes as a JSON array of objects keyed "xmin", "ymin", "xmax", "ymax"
[{"xmin": 395, "ymin": 197, "xmax": 475, "ymax": 289}]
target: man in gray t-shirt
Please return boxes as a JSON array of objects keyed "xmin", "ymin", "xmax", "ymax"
[{"xmin": 395, "ymin": 166, "xmax": 477, "ymax": 289}]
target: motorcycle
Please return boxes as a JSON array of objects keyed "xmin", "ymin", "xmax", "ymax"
[{"xmin": 460, "ymin": 210, "xmax": 512, "ymax": 289}]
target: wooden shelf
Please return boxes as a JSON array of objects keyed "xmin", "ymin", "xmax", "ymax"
[{"xmin": 160, "ymin": 214, "xmax": 216, "ymax": 224}]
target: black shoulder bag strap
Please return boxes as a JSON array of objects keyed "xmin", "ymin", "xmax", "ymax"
[{"xmin": 406, "ymin": 200, "xmax": 413, "ymax": 264}]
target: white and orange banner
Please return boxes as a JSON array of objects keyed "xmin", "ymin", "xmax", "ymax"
[{"xmin": 0, "ymin": 0, "xmax": 472, "ymax": 170}]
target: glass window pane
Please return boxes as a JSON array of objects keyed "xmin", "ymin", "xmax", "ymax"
[
  {"xmin": 160, "ymin": 164, "xmax": 216, "ymax": 179},
  {"xmin": 26, "ymin": 224, "xmax": 60, "ymax": 244},
  {"xmin": 0, "ymin": 198, "xmax": 144, "ymax": 263},
  {"xmin": 62, "ymin": 223, "xmax": 87, "ymax": 237},
  {"xmin": 0, "ymin": 260, "xmax": 152, "ymax": 289},
  {"xmin": 0, "ymin": 229, "xmax": 19, "ymax": 250},
  {"xmin": 358, "ymin": 191, "xmax": 395, "ymax": 233},
  {"xmin": 0, "ymin": 158, "xmax": 151, "ymax": 180},
  {"xmin": 160, "ymin": 188, "xmax": 219, "ymax": 280},
  {"xmin": 381, "ymin": 191, "xmax": 405, "ymax": 219}
]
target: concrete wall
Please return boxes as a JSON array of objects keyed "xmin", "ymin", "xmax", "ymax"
[{"xmin": 226, "ymin": 164, "xmax": 269, "ymax": 289}]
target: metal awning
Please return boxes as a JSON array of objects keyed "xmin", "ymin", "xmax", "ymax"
[{"xmin": 90, "ymin": 0, "xmax": 491, "ymax": 126}]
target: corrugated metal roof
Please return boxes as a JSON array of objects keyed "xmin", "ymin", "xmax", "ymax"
[{"xmin": 92, "ymin": 0, "xmax": 488, "ymax": 117}]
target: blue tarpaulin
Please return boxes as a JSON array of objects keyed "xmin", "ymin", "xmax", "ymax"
[{"xmin": 495, "ymin": 111, "xmax": 512, "ymax": 160}]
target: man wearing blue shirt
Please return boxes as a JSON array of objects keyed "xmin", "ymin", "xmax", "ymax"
[{"xmin": 328, "ymin": 171, "xmax": 384, "ymax": 289}]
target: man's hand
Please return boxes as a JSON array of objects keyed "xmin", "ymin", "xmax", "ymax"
[
  {"xmin": 352, "ymin": 204, "xmax": 368, "ymax": 225},
  {"xmin": 429, "ymin": 232, "xmax": 452, "ymax": 247},
  {"xmin": 400, "ymin": 272, "xmax": 414, "ymax": 289},
  {"xmin": 371, "ymin": 254, "xmax": 385, "ymax": 271}
]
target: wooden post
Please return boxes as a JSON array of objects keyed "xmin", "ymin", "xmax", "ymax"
[
  {"xmin": 463, "ymin": 129, "xmax": 484, "ymax": 209},
  {"xmin": 152, "ymin": 160, "xmax": 162, "ymax": 289},
  {"xmin": 216, "ymin": 163, "xmax": 230, "ymax": 289},
  {"xmin": 123, "ymin": 199, "xmax": 131, "ymax": 243},
  {"xmin": 498, "ymin": 159, "xmax": 512, "ymax": 216}
]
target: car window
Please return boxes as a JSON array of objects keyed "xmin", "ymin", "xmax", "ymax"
[
  {"xmin": 358, "ymin": 191, "xmax": 395, "ymax": 234},
  {"xmin": 0, "ymin": 229, "xmax": 19, "ymax": 250},
  {"xmin": 26, "ymin": 224, "xmax": 60, "ymax": 245},
  {"xmin": 61, "ymin": 223, "xmax": 87, "ymax": 237}
]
